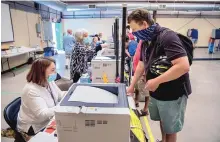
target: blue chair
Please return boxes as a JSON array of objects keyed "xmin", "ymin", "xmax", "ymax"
[{"xmin": 4, "ymin": 97, "xmax": 26, "ymax": 142}]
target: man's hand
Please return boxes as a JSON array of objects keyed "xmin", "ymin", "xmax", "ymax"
[
  {"xmin": 125, "ymin": 49, "xmax": 131, "ymax": 58},
  {"xmin": 126, "ymin": 86, "xmax": 134, "ymax": 96},
  {"xmin": 145, "ymin": 79, "xmax": 160, "ymax": 92}
]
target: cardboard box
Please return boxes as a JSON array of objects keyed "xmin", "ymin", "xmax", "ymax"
[
  {"xmin": 92, "ymin": 76, "xmax": 115, "ymax": 83},
  {"xmin": 101, "ymin": 48, "xmax": 121, "ymax": 57},
  {"xmin": 102, "ymin": 48, "xmax": 115, "ymax": 56},
  {"xmin": 91, "ymin": 59, "xmax": 121, "ymax": 80}
]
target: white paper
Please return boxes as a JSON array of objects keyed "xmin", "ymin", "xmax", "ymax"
[
  {"xmin": 68, "ymin": 86, "xmax": 118, "ymax": 104},
  {"xmin": 29, "ymin": 132, "xmax": 57, "ymax": 142}
]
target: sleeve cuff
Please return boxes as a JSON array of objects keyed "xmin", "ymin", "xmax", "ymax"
[{"xmin": 168, "ymin": 53, "xmax": 187, "ymax": 61}]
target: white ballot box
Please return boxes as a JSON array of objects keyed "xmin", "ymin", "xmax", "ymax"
[{"xmin": 55, "ymin": 83, "xmax": 130, "ymax": 142}]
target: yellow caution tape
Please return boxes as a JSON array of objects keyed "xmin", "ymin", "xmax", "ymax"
[
  {"xmin": 130, "ymin": 108, "xmax": 145, "ymax": 142},
  {"xmin": 143, "ymin": 116, "xmax": 155, "ymax": 142}
]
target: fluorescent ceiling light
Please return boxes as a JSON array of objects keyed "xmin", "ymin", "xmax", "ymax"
[{"xmin": 67, "ymin": 8, "xmax": 81, "ymax": 11}]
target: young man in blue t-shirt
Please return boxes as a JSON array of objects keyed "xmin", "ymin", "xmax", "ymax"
[
  {"xmin": 125, "ymin": 36, "xmax": 138, "ymax": 74},
  {"xmin": 125, "ymin": 36, "xmax": 138, "ymax": 57}
]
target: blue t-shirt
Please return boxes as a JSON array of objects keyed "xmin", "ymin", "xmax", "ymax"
[
  {"xmin": 63, "ymin": 34, "xmax": 75, "ymax": 54},
  {"xmin": 128, "ymin": 40, "xmax": 138, "ymax": 56}
]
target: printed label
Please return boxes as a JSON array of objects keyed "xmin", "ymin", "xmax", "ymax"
[{"xmin": 85, "ymin": 120, "xmax": 96, "ymax": 127}]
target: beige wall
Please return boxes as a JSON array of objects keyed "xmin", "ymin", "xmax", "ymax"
[
  {"xmin": 1, "ymin": 9, "xmax": 43, "ymax": 71},
  {"xmin": 157, "ymin": 18, "xmax": 220, "ymax": 47}
]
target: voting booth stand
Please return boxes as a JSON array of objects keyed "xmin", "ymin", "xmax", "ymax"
[{"xmin": 208, "ymin": 29, "xmax": 220, "ymax": 54}]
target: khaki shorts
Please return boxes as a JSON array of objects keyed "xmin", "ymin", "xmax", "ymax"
[{"xmin": 135, "ymin": 76, "xmax": 149, "ymax": 98}]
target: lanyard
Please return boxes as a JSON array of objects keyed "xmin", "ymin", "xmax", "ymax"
[{"xmin": 47, "ymin": 85, "xmax": 56, "ymax": 106}]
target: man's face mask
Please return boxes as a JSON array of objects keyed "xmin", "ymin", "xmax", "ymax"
[{"xmin": 132, "ymin": 24, "xmax": 157, "ymax": 41}]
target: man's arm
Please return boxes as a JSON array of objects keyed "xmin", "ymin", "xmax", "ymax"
[
  {"xmin": 145, "ymin": 31, "xmax": 190, "ymax": 92},
  {"xmin": 156, "ymin": 30, "xmax": 190, "ymax": 83},
  {"xmin": 154, "ymin": 56, "xmax": 189, "ymax": 84}
]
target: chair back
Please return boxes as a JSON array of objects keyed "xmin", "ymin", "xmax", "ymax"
[{"xmin": 4, "ymin": 97, "xmax": 21, "ymax": 130}]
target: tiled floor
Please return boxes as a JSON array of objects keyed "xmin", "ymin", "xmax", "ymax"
[{"xmin": 1, "ymin": 50, "xmax": 220, "ymax": 142}]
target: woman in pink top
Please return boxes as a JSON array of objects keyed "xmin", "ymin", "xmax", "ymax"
[
  {"xmin": 133, "ymin": 40, "xmax": 150, "ymax": 116},
  {"xmin": 133, "ymin": 41, "xmax": 142, "ymax": 72},
  {"xmin": 126, "ymin": 25, "xmax": 135, "ymax": 40}
]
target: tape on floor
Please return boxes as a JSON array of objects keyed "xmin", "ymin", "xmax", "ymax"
[
  {"xmin": 143, "ymin": 116, "xmax": 155, "ymax": 142},
  {"xmin": 130, "ymin": 108, "xmax": 145, "ymax": 142}
]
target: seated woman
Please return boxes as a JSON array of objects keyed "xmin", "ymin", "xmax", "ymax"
[
  {"xmin": 91, "ymin": 36, "xmax": 108, "ymax": 53},
  {"xmin": 17, "ymin": 57, "xmax": 65, "ymax": 139},
  {"xmin": 70, "ymin": 29, "xmax": 96, "ymax": 83}
]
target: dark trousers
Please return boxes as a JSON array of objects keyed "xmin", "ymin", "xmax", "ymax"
[
  {"xmin": 27, "ymin": 126, "xmax": 35, "ymax": 136},
  {"xmin": 27, "ymin": 126, "xmax": 45, "ymax": 136},
  {"xmin": 72, "ymin": 72, "xmax": 81, "ymax": 83}
]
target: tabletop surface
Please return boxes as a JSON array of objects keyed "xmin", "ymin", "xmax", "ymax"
[{"xmin": 1, "ymin": 47, "xmax": 41, "ymax": 58}]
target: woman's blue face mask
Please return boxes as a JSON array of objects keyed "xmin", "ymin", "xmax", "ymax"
[
  {"xmin": 83, "ymin": 37, "xmax": 91, "ymax": 45},
  {"xmin": 47, "ymin": 73, "xmax": 57, "ymax": 82}
]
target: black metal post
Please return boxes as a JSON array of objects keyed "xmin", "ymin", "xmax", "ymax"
[
  {"xmin": 153, "ymin": 10, "xmax": 157, "ymax": 22},
  {"xmin": 115, "ymin": 18, "xmax": 119, "ymax": 78},
  {"xmin": 113, "ymin": 22, "xmax": 116, "ymax": 57},
  {"xmin": 112, "ymin": 24, "xmax": 114, "ymax": 40},
  {"xmin": 120, "ymin": 4, "xmax": 127, "ymax": 83}
]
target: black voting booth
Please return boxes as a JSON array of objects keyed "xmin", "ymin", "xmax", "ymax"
[{"xmin": 112, "ymin": 14, "xmax": 131, "ymax": 85}]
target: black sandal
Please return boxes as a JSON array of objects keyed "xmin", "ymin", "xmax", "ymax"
[{"xmin": 140, "ymin": 109, "xmax": 149, "ymax": 116}]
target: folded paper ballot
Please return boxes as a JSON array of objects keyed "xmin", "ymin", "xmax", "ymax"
[{"xmin": 68, "ymin": 86, "xmax": 118, "ymax": 104}]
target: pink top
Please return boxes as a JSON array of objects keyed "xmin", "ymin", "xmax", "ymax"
[
  {"xmin": 128, "ymin": 33, "xmax": 135, "ymax": 40},
  {"xmin": 133, "ymin": 40, "xmax": 142, "ymax": 72}
]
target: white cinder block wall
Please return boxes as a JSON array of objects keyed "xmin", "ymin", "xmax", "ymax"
[{"xmin": 63, "ymin": 18, "xmax": 220, "ymax": 47}]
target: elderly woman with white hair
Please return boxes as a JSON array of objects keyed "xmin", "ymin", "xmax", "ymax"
[
  {"xmin": 82, "ymin": 29, "xmax": 92, "ymax": 47},
  {"xmin": 70, "ymin": 29, "xmax": 95, "ymax": 83}
]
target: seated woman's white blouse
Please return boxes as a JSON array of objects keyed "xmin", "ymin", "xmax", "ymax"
[{"xmin": 17, "ymin": 81, "xmax": 64, "ymax": 133}]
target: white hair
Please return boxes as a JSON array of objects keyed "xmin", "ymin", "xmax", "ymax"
[
  {"xmin": 82, "ymin": 28, "xmax": 88, "ymax": 34},
  {"xmin": 75, "ymin": 29, "xmax": 89, "ymax": 43},
  {"xmin": 75, "ymin": 29, "xmax": 84, "ymax": 42}
]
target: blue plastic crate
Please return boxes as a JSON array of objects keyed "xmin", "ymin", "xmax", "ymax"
[{"xmin": 44, "ymin": 47, "xmax": 54, "ymax": 57}]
